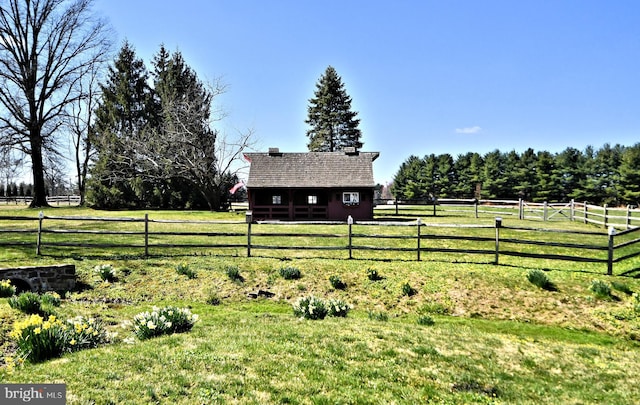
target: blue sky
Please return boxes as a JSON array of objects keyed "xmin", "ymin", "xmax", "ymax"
[{"xmin": 94, "ymin": 0, "xmax": 640, "ymax": 185}]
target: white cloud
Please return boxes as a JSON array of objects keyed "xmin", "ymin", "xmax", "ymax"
[{"xmin": 455, "ymin": 126, "xmax": 482, "ymax": 134}]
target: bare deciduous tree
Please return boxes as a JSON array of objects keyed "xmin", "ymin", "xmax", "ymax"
[
  {"xmin": 121, "ymin": 80, "xmax": 255, "ymax": 210},
  {"xmin": 67, "ymin": 60, "xmax": 103, "ymax": 205},
  {"xmin": 0, "ymin": 147, "xmax": 23, "ymax": 193},
  {"xmin": 0, "ymin": 0, "xmax": 111, "ymax": 207}
]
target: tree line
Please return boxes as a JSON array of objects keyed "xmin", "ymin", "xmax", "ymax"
[{"xmin": 391, "ymin": 144, "xmax": 640, "ymax": 206}]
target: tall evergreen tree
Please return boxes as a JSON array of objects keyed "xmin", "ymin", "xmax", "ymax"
[
  {"xmin": 306, "ymin": 66, "xmax": 362, "ymax": 152},
  {"xmin": 512, "ymin": 148, "xmax": 537, "ymax": 200},
  {"xmin": 452, "ymin": 153, "xmax": 476, "ymax": 198},
  {"xmin": 150, "ymin": 47, "xmax": 226, "ymax": 210},
  {"xmin": 586, "ymin": 143, "xmax": 622, "ymax": 205},
  {"xmin": 87, "ymin": 42, "xmax": 155, "ymax": 208},
  {"xmin": 503, "ymin": 150, "xmax": 522, "ymax": 199},
  {"xmin": 390, "ymin": 155, "xmax": 422, "ymax": 200},
  {"xmin": 556, "ymin": 147, "xmax": 586, "ymax": 202},
  {"xmin": 618, "ymin": 143, "xmax": 640, "ymax": 206},
  {"xmin": 419, "ymin": 154, "xmax": 438, "ymax": 200},
  {"xmin": 434, "ymin": 154, "xmax": 455, "ymax": 198},
  {"xmin": 481, "ymin": 150, "xmax": 507, "ymax": 199},
  {"xmin": 533, "ymin": 150, "xmax": 560, "ymax": 202}
]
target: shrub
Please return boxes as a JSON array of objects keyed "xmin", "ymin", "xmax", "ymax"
[
  {"xmin": 9, "ymin": 292, "xmax": 44, "ymax": 315},
  {"xmin": 40, "ymin": 292, "xmax": 61, "ymax": 307},
  {"xmin": 94, "ymin": 264, "xmax": 117, "ymax": 282},
  {"xmin": 417, "ymin": 315, "xmax": 435, "ymax": 326},
  {"xmin": 368, "ymin": 310, "xmax": 389, "ymax": 322},
  {"xmin": 176, "ymin": 263, "xmax": 197, "ymax": 279},
  {"xmin": 419, "ymin": 301, "xmax": 450, "ymax": 316},
  {"xmin": 0, "ymin": 279, "xmax": 16, "ymax": 298},
  {"xmin": 10, "ymin": 314, "xmax": 108, "ymax": 363},
  {"xmin": 327, "ymin": 298, "xmax": 351, "ymax": 317},
  {"xmin": 132, "ymin": 306, "xmax": 199, "ymax": 340},
  {"xmin": 401, "ymin": 282, "xmax": 417, "ymax": 297},
  {"xmin": 225, "ymin": 265, "xmax": 243, "ymax": 282},
  {"xmin": 279, "ymin": 266, "xmax": 301, "ymax": 280},
  {"xmin": 329, "ymin": 275, "xmax": 346, "ymax": 290},
  {"xmin": 205, "ymin": 291, "xmax": 222, "ymax": 306},
  {"xmin": 527, "ymin": 269, "xmax": 556, "ymax": 291},
  {"xmin": 590, "ymin": 280, "xmax": 612, "ymax": 299},
  {"xmin": 8, "ymin": 291, "xmax": 62, "ymax": 316},
  {"xmin": 366, "ymin": 268, "xmax": 383, "ymax": 281},
  {"xmin": 292, "ymin": 296, "xmax": 328, "ymax": 320}
]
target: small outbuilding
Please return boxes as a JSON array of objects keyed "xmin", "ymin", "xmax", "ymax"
[{"xmin": 244, "ymin": 147, "xmax": 379, "ymax": 221}]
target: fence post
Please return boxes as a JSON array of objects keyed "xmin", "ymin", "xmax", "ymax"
[
  {"xmin": 518, "ymin": 198, "xmax": 523, "ymax": 220},
  {"xmin": 395, "ymin": 200, "xmax": 399, "ymax": 215},
  {"xmin": 607, "ymin": 226, "xmax": 616, "ymax": 275},
  {"xmin": 36, "ymin": 210, "xmax": 44, "ymax": 255},
  {"xmin": 603, "ymin": 204, "xmax": 608, "ymax": 229},
  {"xmin": 347, "ymin": 215, "xmax": 353, "ymax": 259},
  {"xmin": 144, "ymin": 213, "xmax": 149, "ymax": 257},
  {"xmin": 432, "ymin": 198, "xmax": 437, "ymax": 216},
  {"xmin": 246, "ymin": 211, "xmax": 253, "ymax": 257},
  {"xmin": 416, "ymin": 218, "xmax": 422, "ymax": 261},
  {"xmin": 474, "ymin": 199, "xmax": 479, "ymax": 219},
  {"xmin": 583, "ymin": 202, "xmax": 588, "ymax": 224},
  {"xmin": 627, "ymin": 205, "xmax": 632, "ymax": 230},
  {"xmin": 570, "ymin": 199, "xmax": 575, "ymax": 222},
  {"xmin": 543, "ymin": 201, "xmax": 548, "ymax": 221},
  {"xmin": 494, "ymin": 217, "xmax": 502, "ymax": 265}
]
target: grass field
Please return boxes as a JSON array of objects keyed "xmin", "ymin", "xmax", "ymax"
[{"xmin": 1, "ymin": 206, "xmax": 640, "ymax": 404}]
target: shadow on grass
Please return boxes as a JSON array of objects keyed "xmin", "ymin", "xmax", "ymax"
[
  {"xmin": 620, "ymin": 267, "xmax": 640, "ymax": 278},
  {"xmin": 72, "ymin": 280, "xmax": 93, "ymax": 293},
  {"xmin": 36, "ymin": 250, "xmax": 617, "ymax": 278}
]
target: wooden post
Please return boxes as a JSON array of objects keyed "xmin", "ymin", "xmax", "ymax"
[
  {"xmin": 433, "ymin": 199, "xmax": 436, "ymax": 217},
  {"xmin": 603, "ymin": 204, "xmax": 608, "ymax": 229},
  {"xmin": 347, "ymin": 215, "xmax": 353, "ymax": 259},
  {"xmin": 518, "ymin": 198, "xmax": 523, "ymax": 220},
  {"xmin": 36, "ymin": 211, "xmax": 44, "ymax": 255},
  {"xmin": 416, "ymin": 218, "xmax": 422, "ymax": 261},
  {"xmin": 627, "ymin": 205, "xmax": 632, "ymax": 230},
  {"xmin": 583, "ymin": 202, "xmax": 588, "ymax": 224},
  {"xmin": 246, "ymin": 210, "xmax": 253, "ymax": 257},
  {"xmin": 474, "ymin": 199, "xmax": 479, "ymax": 219},
  {"xmin": 543, "ymin": 201, "xmax": 548, "ymax": 221},
  {"xmin": 395, "ymin": 200, "xmax": 399, "ymax": 215},
  {"xmin": 144, "ymin": 213, "xmax": 149, "ymax": 257},
  {"xmin": 570, "ymin": 199, "xmax": 575, "ymax": 221},
  {"xmin": 607, "ymin": 226, "xmax": 616, "ymax": 275},
  {"xmin": 494, "ymin": 217, "xmax": 502, "ymax": 265}
]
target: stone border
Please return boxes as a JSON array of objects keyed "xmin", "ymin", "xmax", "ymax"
[{"xmin": 0, "ymin": 264, "xmax": 76, "ymax": 292}]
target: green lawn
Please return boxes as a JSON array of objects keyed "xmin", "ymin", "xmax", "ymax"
[{"xmin": 1, "ymin": 207, "xmax": 640, "ymax": 404}]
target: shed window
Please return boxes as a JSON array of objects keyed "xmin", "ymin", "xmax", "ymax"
[
  {"xmin": 308, "ymin": 195, "xmax": 318, "ymax": 205},
  {"xmin": 272, "ymin": 195, "xmax": 282, "ymax": 205},
  {"xmin": 343, "ymin": 192, "xmax": 360, "ymax": 205}
]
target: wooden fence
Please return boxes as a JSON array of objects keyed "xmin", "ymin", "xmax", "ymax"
[
  {"xmin": 0, "ymin": 195, "xmax": 81, "ymax": 206},
  {"xmin": 378, "ymin": 199, "xmax": 640, "ymax": 229},
  {"xmin": 0, "ymin": 212, "xmax": 638, "ymax": 275}
]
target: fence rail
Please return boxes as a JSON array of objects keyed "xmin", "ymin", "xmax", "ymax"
[
  {"xmin": 0, "ymin": 195, "xmax": 81, "ymax": 206},
  {"xmin": 0, "ymin": 211, "xmax": 638, "ymax": 275},
  {"xmin": 376, "ymin": 198, "xmax": 640, "ymax": 229}
]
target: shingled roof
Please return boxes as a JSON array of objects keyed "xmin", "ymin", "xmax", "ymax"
[{"xmin": 245, "ymin": 149, "xmax": 379, "ymax": 188}]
